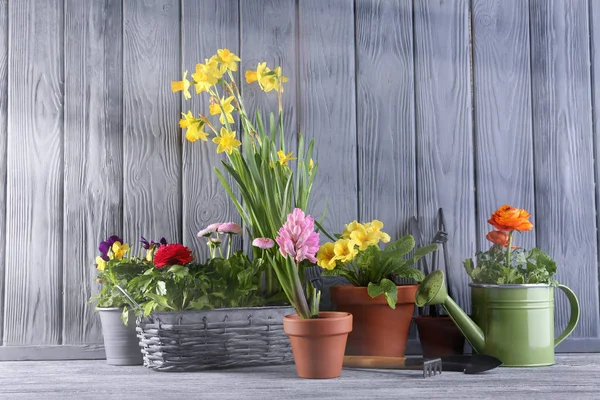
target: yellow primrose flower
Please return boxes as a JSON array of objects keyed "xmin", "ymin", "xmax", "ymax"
[
  {"xmin": 111, "ymin": 241, "xmax": 129, "ymax": 260},
  {"xmin": 209, "ymin": 96, "xmax": 235, "ymax": 125},
  {"xmin": 317, "ymin": 242, "xmax": 337, "ymax": 270},
  {"xmin": 217, "ymin": 48, "xmax": 241, "ymax": 73},
  {"xmin": 349, "ymin": 224, "xmax": 381, "ymax": 251},
  {"xmin": 192, "ymin": 59, "xmax": 222, "ymax": 94},
  {"xmin": 341, "ymin": 220, "xmax": 364, "ymax": 239},
  {"xmin": 171, "ymin": 70, "xmax": 191, "ymax": 99},
  {"xmin": 365, "ymin": 220, "xmax": 391, "ymax": 243},
  {"xmin": 245, "ymin": 62, "xmax": 268, "ymax": 84},
  {"xmin": 180, "ymin": 111, "xmax": 208, "ymax": 143},
  {"xmin": 260, "ymin": 66, "xmax": 288, "ymax": 93},
  {"xmin": 95, "ymin": 256, "xmax": 107, "ymax": 271},
  {"xmin": 277, "ymin": 150, "xmax": 297, "ymax": 166},
  {"xmin": 212, "ymin": 128, "xmax": 241, "ymax": 155},
  {"xmin": 333, "ymin": 239, "xmax": 358, "ymax": 263}
]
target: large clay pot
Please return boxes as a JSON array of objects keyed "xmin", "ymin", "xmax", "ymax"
[
  {"xmin": 98, "ymin": 307, "xmax": 142, "ymax": 366},
  {"xmin": 413, "ymin": 315, "xmax": 465, "ymax": 358},
  {"xmin": 283, "ymin": 312, "xmax": 352, "ymax": 379},
  {"xmin": 330, "ymin": 284, "xmax": 416, "ymax": 357}
]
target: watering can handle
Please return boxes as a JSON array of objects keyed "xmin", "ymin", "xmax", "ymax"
[{"xmin": 554, "ymin": 284, "xmax": 580, "ymax": 347}]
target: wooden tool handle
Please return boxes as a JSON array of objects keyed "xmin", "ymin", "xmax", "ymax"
[{"xmin": 343, "ymin": 356, "xmax": 409, "ymax": 369}]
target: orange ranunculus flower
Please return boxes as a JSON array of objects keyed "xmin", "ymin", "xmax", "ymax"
[
  {"xmin": 486, "ymin": 230, "xmax": 517, "ymax": 248},
  {"xmin": 487, "ymin": 205, "xmax": 533, "ymax": 232}
]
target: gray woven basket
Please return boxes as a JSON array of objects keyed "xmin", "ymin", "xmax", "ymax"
[{"xmin": 136, "ymin": 306, "xmax": 295, "ymax": 371}]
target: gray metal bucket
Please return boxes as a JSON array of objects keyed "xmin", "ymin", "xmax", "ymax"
[{"xmin": 98, "ymin": 307, "xmax": 142, "ymax": 366}]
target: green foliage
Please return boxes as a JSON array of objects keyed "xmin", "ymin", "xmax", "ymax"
[
  {"xmin": 367, "ymin": 278, "xmax": 398, "ymax": 309},
  {"xmin": 128, "ymin": 251, "xmax": 268, "ymax": 316},
  {"xmin": 464, "ymin": 245, "xmax": 558, "ymax": 286},
  {"xmin": 88, "ymin": 258, "xmax": 149, "ymax": 309}
]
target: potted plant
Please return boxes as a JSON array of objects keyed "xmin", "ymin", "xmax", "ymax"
[
  {"xmin": 415, "ymin": 205, "xmax": 580, "ymax": 367},
  {"xmin": 316, "ymin": 221, "xmax": 436, "ymax": 357},
  {"xmin": 89, "ymin": 235, "xmax": 147, "ymax": 365},
  {"xmin": 129, "ymin": 228, "xmax": 295, "ymax": 371},
  {"xmin": 253, "ymin": 208, "xmax": 352, "ymax": 379}
]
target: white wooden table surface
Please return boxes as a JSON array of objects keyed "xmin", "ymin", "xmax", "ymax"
[{"xmin": 0, "ymin": 354, "xmax": 599, "ymax": 399}]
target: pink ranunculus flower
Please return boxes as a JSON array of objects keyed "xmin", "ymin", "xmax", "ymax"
[
  {"xmin": 252, "ymin": 237, "xmax": 275, "ymax": 249},
  {"xmin": 275, "ymin": 208, "xmax": 320, "ymax": 264},
  {"xmin": 217, "ymin": 222, "xmax": 243, "ymax": 235}
]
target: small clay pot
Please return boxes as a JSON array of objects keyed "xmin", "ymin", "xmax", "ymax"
[
  {"xmin": 330, "ymin": 284, "xmax": 417, "ymax": 357},
  {"xmin": 283, "ymin": 312, "xmax": 352, "ymax": 379},
  {"xmin": 413, "ymin": 315, "xmax": 465, "ymax": 358}
]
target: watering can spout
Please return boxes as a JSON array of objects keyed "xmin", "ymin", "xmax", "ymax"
[{"xmin": 415, "ymin": 270, "xmax": 485, "ymax": 354}]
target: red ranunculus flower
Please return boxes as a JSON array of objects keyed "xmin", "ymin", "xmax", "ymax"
[{"xmin": 153, "ymin": 244, "xmax": 193, "ymax": 268}]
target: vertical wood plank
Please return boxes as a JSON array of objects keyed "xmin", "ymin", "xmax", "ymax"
[
  {"xmin": 239, "ymin": 0, "xmax": 297, "ymax": 254},
  {"xmin": 5, "ymin": 0, "xmax": 64, "ymax": 344},
  {"xmin": 414, "ymin": 0, "xmax": 475, "ymax": 310},
  {"xmin": 181, "ymin": 0, "xmax": 241, "ymax": 260},
  {"xmin": 355, "ymin": 0, "xmax": 416, "ymax": 241},
  {"xmin": 123, "ymin": 0, "xmax": 181, "ymax": 246},
  {"xmin": 472, "ymin": 0, "xmax": 536, "ymax": 251},
  {"xmin": 63, "ymin": 0, "xmax": 123, "ymax": 344},
  {"xmin": 0, "ymin": 0, "xmax": 7, "ymax": 345},
  {"xmin": 530, "ymin": 0, "xmax": 599, "ymax": 338},
  {"xmin": 298, "ymin": 0, "xmax": 357, "ymax": 232}
]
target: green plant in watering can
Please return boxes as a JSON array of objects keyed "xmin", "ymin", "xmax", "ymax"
[{"xmin": 415, "ymin": 205, "xmax": 580, "ymax": 367}]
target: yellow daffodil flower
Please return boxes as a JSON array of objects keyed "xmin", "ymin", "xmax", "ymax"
[
  {"xmin": 309, "ymin": 158, "xmax": 314, "ymax": 170},
  {"xmin": 95, "ymin": 256, "xmax": 107, "ymax": 271},
  {"xmin": 212, "ymin": 128, "xmax": 241, "ymax": 155},
  {"xmin": 171, "ymin": 70, "xmax": 192, "ymax": 99},
  {"xmin": 180, "ymin": 111, "xmax": 208, "ymax": 143},
  {"xmin": 317, "ymin": 242, "xmax": 337, "ymax": 270},
  {"xmin": 277, "ymin": 150, "xmax": 297, "ymax": 166},
  {"xmin": 209, "ymin": 96, "xmax": 235, "ymax": 125},
  {"xmin": 333, "ymin": 239, "xmax": 358, "ymax": 263},
  {"xmin": 260, "ymin": 66, "xmax": 288, "ymax": 93},
  {"xmin": 192, "ymin": 59, "xmax": 222, "ymax": 94},
  {"xmin": 216, "ymin": 48, "xmax": 241, "ymax": 73},
  {"xmin": 245, "ymin": 62, "xmax": 268, "ymax": 84},
  {"xmin": 111, "ymin": 241, "xmax": 129, "ymax": 260}
]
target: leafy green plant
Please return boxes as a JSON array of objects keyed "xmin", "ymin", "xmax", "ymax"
[
  {"xmin": 464, "ymin": 246, "xmax": 557, "ymax": 286},
  {"xmin": 317, "ymin": 220, "xmax": 437, "ymax": 308},
  {"xmin": 128, "ymin": 251, "xmax": 268, "ymax": 316},
  {"xmin": 465, "ymin": 205, "xmax": 558, "ymax": 286}
]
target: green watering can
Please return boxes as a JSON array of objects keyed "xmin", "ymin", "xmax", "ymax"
[{"xmin": 415, "ymin": 270, "xmax": 580, "ymax": 367}]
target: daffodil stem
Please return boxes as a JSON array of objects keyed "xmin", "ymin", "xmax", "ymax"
[{"xmin": 505, "ymin": 230, "xmax": 514, "ymax": 267}]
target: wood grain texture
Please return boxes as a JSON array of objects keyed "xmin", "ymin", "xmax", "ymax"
[
  {"xmin": 298, "ymin": 0, "xmax": 357, "ymax": 233},
  {"xmin": 2, "ymin": 355, "xmax": 600, "ymax": 399},
  {"xmin": 240, "ymin": 0, "xmax": 298, "ymax": 255},
  {"xmin": 355, "ymin": 0, "xmax": 415, "ymax": 241},
  {"xmin": 180, "ymin": 0, "xmax": 241, "ymax": 260},
  {"xmin": 414, "ymin": 0, "xmax": 475, "ymax": 311},
  {"xmin": 4, "ymin": 0, "xmax": 64, "ymax": 345},
  {"xmin": 471, "ymin": 0, "xmax": 536, "ymax": 251},
  {"xmin": 62, "ymin": 0, "xmax": 123, "ymax": 345},
  {"xmin": 530, "ymin": 0, "xmax": 599, "ymax": 338},
  {"xmin": 123, "ymin": 0, "xmax": 181, "ymax": 246},
  {"xmin": 0, "ymin": 0, "xmax": 8, "ymax": 346}
]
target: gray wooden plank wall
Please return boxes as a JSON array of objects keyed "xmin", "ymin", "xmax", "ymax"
[{"xmin": 0, "ymin": 0, "xmax": 599, "ymax": 359}]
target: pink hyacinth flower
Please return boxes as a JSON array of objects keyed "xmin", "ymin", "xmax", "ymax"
[
  {"xmin": 217, "ymin": 222, "xmax": 243, "ymax": 235},
  {"xmin": 197, "ymin": 223, "xmax": 222, "ymax": 237},
  {"xmin": 275, "ymin": 208, "xmax": 320, "ymax": 264},
  {"xmin": 252, "ymin": 238, "xmax": 275, "ymax": 249}
]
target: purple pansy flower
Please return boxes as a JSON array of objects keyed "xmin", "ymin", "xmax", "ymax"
[{"xmin": 99, "ymin": 235, "xmax": 123, "ymax": 258}]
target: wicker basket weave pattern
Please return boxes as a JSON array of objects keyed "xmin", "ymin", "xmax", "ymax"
[{"xmin": 136, "ymin": 306, "xmax": 295, "ymax": 371}]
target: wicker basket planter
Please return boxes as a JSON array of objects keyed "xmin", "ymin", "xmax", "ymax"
[{"xmin": 136, "ymin": 306, "xmax": 295, "ymax": 371}]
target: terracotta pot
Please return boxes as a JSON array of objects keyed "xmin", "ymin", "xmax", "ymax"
[
  {"xmin": 283, "ymin": 312, "xmax": 352, "ymax": 379},
  {"xmin": 413, "ymin": 315, "xmax": 465, "ymax": 358},
  {"xmin": 330, "ymin": 284, "xmax": 417, "ymax": 357}
]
